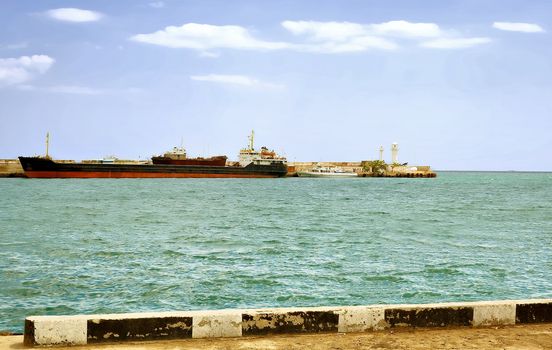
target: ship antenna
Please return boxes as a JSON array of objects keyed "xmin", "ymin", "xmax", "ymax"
[{"xmin": 45, "ymin": 132, "xmax": 50, "ymax": 159}]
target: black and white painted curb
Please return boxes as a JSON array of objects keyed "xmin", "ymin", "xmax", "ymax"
[{"xmin": 24, "ymin": 299, "xmax": 552, "ymax": 346}]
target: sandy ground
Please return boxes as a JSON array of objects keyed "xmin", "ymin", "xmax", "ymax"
[{"xmin": 1, "ymin": 324, "xmax": 552, "ymax": 350}]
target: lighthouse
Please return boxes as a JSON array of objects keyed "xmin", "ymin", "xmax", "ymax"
[
  {"xmin": 379, "ymin": 146, "xmax": 384, "ymax": 161},
  {"xmin": 391, "ymin": 143, "xmax": 399, "ymax": 164}
]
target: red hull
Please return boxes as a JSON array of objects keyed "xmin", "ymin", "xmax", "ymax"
[{"xmin": 24, "ymin": 171, "xmax": 275, "ymax": 179}]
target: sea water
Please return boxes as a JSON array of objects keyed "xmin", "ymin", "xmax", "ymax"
[{"xmin": 1, "ymin": 172, "xmax": 551, "ymax": 332}]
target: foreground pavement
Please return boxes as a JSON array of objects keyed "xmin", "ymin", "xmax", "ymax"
[{"xmin": 1, "ymin": 324, "xmax": 552, "ymax": 350}]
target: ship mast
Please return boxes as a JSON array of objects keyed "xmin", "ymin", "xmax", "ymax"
[
  {"xmin": 45, "ymin": 132, "xmax": 50, "ymax": 159},
  {"xmin": 248, "ymin": 130, "xmax": 255, "ymax": 150}
]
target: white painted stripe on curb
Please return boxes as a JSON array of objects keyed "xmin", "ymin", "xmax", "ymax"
[
  {"xmin": 337, "ymin": 307, "xmax": 386, "ymax": 332},
  {"xmin": 34, "ymin": 318, "xmax": 87, "ymax": 345},
  {"xmin": 24, "ymin": 299, "xmax": 552, "ymax": 346},
  {"xmin": 473, "ymin": 303, "xmax": 516, "ymax": 326},
  {"xmin": 192, "ymin": 313, "xmax": 242, "ymax": 338}
]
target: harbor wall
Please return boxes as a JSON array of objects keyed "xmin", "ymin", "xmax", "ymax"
[
  {"xmin": 0, "ymin": 159, "xmax": 24, "ymax": 177},
  {"xmin": 23, "ymin": 298, "xmax": 552, "ymax": 346},
  {"xmin": 287, "ymin": 161, "xmax": 436, "ymax": 177}
]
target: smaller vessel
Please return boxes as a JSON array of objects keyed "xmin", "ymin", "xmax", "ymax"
[
  {"xmin": 297, "ymin": 165, "xmax": 358, "ymax": 178},
  {"xmin": 151, "ymin": 146, "xmax": 227, "ymax": 166}
]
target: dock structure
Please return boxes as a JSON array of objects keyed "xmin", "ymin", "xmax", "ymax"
[
  {"xmin": 287, "ymin": 161, "xmax": 437, "ymax": 178},
  {"xmin": 358, "ymin": 161, "xmax": 437, "ymax": 177},
  {"xmin": 22, "ymin": 299, "xmax": 552, "ymax": 346},
  {"xmin": 287, "ymin": 143, "xmax": 436, "ymax": 178},
  {"xmin": 0, "ymin": 159, "xmax": 24, "ymax": 177}
]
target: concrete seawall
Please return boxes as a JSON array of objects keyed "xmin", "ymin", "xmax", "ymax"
[
  {"xmin": 0, "ymin": 159, "xmax": 24, "ymax": 177},
  {"xmin": 24, "ymin": 299, "xmax": 552, "ymax": 346}
]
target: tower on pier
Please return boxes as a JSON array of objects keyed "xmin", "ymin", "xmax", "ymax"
[{"xmin": 391, "ymin": 143, "xmax": 399, "ymax": 164}]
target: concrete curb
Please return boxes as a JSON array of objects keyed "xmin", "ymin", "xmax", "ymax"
[{"xmin": 24, "ymin": 299, "xmax": 552, "ymax": 346}]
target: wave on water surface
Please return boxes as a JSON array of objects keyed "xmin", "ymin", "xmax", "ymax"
[{"xmin": 0, "ymin": 173, "xmax": 551, "ymax": 332}]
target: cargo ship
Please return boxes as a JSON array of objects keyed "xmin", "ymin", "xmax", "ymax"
[{"xmin": 19, "ymin": 131, "xmax": 287, "ymax": 178}]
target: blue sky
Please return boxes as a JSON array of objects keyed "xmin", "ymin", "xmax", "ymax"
[{"xmin": 0, "ymin": 0, "xmax": 551, "ymax": 170}]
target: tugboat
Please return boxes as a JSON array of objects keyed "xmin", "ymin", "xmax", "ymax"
[{"xmin": 18, "ymin": 131, "xmax": 287, "ymax": 178}]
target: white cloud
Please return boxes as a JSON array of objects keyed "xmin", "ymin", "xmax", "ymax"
[
  {"xmin": 131, "ymin": 20, "xmax": 492, "ymax": 54},
  {"xmin": 282, "ymin": 20, "xmax": 442, "ymax": 41},
  {"xmin": 46, "ymin": 8, "xmax": 103, "ymax": 22},
  {"xmin": 131, "ymin": 23, "xmax": 291, "ymax": 50},
  {"xmin": 282, "ymin": 21, "xmax": 366, "ymax": 41},
  {"xmin": 190, "ymin": 74, "xmax": 284, "ymax": 88},
  {"xmin": 421, "ymin": 37, "xmax": 491, "ymax": 49},
  {"xmin": 371, "ymin": 20, "xmax": 442, "ymax": 37},
  {"xmin": 0, "ymin": 55, "xmax": 54, "ymax": 86},
  {"xmin": 281, "ymin": 20, "xmax": 397, "ymax": 52},
  {"xmin": 149, "ymin": 1, "xmax": 165, "ymax": 8},
  {"xmin": 283, "ymin": 20, "xmax": 495, "ymax": 52},
  {"xmin": 301, "ymin": 36, "xmax": 397, "ymax": 53},
  {"xmin": 493, "ymin": 22, "xmax": 544, "ymax": 33}
]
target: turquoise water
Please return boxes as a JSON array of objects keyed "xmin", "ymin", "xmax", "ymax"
[{"xmin": 1, "ymin": 173, "xmax": 551, "ymax": 332}]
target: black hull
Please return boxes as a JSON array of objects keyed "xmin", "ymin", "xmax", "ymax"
[{"xmin": 18, "ymin": 157, "xmax": 287, "ymax": 178}]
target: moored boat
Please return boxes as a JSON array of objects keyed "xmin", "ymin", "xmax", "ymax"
[
  {"xmin": 297, "ymin": 165, "xmax": 358, "ymax": 178},
  {"xmin": 19, "ymin": 131, "xmax": 287, "ymax": 178}
]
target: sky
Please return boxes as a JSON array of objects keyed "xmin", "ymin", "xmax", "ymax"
[{"xmin": 0, "ymin": 0, "xmax": 551, "ymax": 171}]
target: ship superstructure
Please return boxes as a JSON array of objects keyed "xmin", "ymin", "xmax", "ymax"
[{"xmin": 239, "ymin": 130, "xmax": 287, "ymax": 167}]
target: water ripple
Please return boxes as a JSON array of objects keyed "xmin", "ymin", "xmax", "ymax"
[{"xmin": 1, "ymin": 173, "xmax": 552, "ymax": 332}]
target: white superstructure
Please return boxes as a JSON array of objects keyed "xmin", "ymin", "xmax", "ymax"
[{"xmin": 238, "ymin": 130, "xmax": 287, "ymax": 167}]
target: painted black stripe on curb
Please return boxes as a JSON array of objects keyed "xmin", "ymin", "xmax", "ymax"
[
  {"xmin": 385, "ymin": 307, "xmax": 473, "ymax": 327},
  {"xmin": 516, "ymin": 303, "xmax": 552, "ymax": 324},
  {"xmin": 23, "ymin": 319, "xmax": 35, "ymax": 347},
  {"xmin": 242, "ymin": 311, "xmax": 339, "ymax": 335},
  {"xmin": 87, "ymin": 317, "xmax": 192, "ymax": 343}
]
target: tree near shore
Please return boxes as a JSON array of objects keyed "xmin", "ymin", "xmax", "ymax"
[{"xmin": 361, "ymin": 160, "xmax": 387, "ymax": 175}]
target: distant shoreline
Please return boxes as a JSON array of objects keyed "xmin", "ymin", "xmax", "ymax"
[{"xmin": 435, "ymin": 170, "xmax": 552, "ymax": 173}]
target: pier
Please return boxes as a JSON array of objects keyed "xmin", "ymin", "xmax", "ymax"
[{"xmin": 287, "ymin": 161, "xmax": 437, "ymax": 177}]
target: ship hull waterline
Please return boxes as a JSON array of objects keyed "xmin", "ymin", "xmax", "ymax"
[
  {"xmin": 23, "ymin": 171, "xmax": 278, "ymax": 178},
  {"xmin": 18, "ymin": 157, "xmax": 287, "ymax": 179}
]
